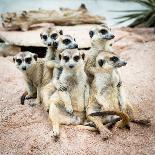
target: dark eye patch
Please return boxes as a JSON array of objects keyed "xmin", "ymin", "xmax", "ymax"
[
  {"xmin": 51, "ymin": 33, "xmax": 58, "ymax": 40},
  {"xmin": 25, "ymin": 57, "xmax": 32, "ymax": 64},
  {"xmin": 100, "ymin": 29, "xmax": 107, "ymax": 35},
  {"xmin": 63, "ymin": 39, "xmax": 71, "ymax": 45},
  {"xmin": 98, "ymin": 59, "xmax": 105, "ymax": 67},
  {"xmin": 110, "ymin": 56, "xmax": 119, "ymax": 62},
  {"xmin": 16, "ymin": 59, "xmax": 22, "ymax": 65},
  {"xmin": 74, "ymin": 55, "xmax": 80, "ymax": 62},
  {"xmin": 42, "ymin": 35, "xmax": 47, "ymax": 40},
  {"xmin": 63, "ymin": 56, "xmax": 69, "ymax": 62}
]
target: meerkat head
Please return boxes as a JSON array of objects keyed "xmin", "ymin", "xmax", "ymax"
[
  {"xmin": 96, "ymin": 52, "xmax": 127, "ymax": 70},
  {"xmin": 40, "ymin": 26, "xmax": 63, "ymax": 47},
  {"xmin": 59, "ymin": 49, "xmax": 85, "ymax": 71},
  {"xmin": 89, "ymin": 24, "xmax": 115, "ymax": 42},
  {"xmin": 13, "ymin": 51, "xmax": 38, "ymax": 72},
  {"xmin": 52, "ymin": 35, "xmax": 78, "ymax": 52}
]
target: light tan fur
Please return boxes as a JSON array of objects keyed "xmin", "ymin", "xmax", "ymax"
[
  {"xmin": 49, "ymin": 49, "xmax": 89, "ymax": 139},
  {"xmin": 41, "ymin": 34, "xmax": 78, "ymax": 111},
  {"xmin": 13, "ymin": 51, "xmax": 60, "ymax": 106},
  {"xmin": 85, "ymin": 24, "xmax": 115, "ymax": 86},
  {"xmin": 86, "ymin": 52, "xmax": 130, "ymax": 140}
]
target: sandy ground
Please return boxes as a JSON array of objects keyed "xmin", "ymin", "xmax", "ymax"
[{"xmin": 0, "ymin": 28, "xmax": 155, "ymax": 155}]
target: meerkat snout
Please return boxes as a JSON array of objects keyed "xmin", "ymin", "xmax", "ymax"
[{"xmin": 13, "ymin": 51, "xmax": 38, "ymax": 72}]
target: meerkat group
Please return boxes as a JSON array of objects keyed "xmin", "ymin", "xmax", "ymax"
[{"xmin": 13, "ymin": 24, "xmax": 151, "ymax": 141}]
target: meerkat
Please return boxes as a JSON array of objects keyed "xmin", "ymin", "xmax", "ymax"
[
  {"xmin": 41, "ymin": 34, "xmax": 79, "ymax": 111},
  {"xmin": 86, "ymin": 52, "xmax": 129, "ymax": 140},
  {"xmin": 87, "ymin": 52, "xmax": 150, "ymax": 140},
  {"xmin": 40, "ymin": 26, "xmax": 63, "ymax": 60},
  {"xmin": 85, "ymin": 24, "xmax": 115, "ymax": 86},
  {"xmin": 13, "ymin": 51, "xmax": 60, "ymax": 105},
  {"xmin": 48, "ymin": 49, "xmax": 89, "ymax": 139}
]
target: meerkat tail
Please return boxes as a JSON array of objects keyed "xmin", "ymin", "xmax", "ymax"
[
  {"xmin": 89, "ymin": 111, "xmax": 130, "ymax": 127},
  {"xmin": 131, "ymin": 119, "xmax": 151, "ymax": 127},
  {"xmin": 76, "ymin": 125, "xmax": 97, "ymax": 131},
  {"xmin": 21, "ymin": 91, "xmax": 28, "ymax": 105}
]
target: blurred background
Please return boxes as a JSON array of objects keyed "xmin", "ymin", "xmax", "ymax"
[{"xmin": 0, "ymin": 0, "xmax": 145, "ymax": 27}]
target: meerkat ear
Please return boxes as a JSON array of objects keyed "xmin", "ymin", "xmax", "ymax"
[
  {"xmin": 59, "ymin": 54, "xmax": 61, "ymax": 60},
  {"xmin": 89, "ymin": 30, "xmax": 94, "ymax": 38},
  {"xmin": 40, "ymin": 33, "xmax": 43, "ymax": 39},
  {"xmin": 81, "ymin": 53, "xmax": 85, "ymax": 60},
  {"xmin": 33, "ymin": 54, "xmax": 38, "ymax": 61},
  {"xmin": 53, "ymin": 41, "xmax": 58, "ymax": 49},
  {"xmin": 59, "ymin": 30, "xmax": 63, "ymax": 35}
]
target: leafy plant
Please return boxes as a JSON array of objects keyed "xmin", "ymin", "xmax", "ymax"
[{"xmin": 114, "ymin": 0, "xmax": 155, "ymax": 27}]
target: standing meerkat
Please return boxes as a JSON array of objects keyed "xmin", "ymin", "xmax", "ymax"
[
  {"xmin": 40, "ymin": 26, "xmax": 63, "ymax": 60},
  {"xmin": 41, "ymin": 34, "xmax": 79, "ymax": 111},
  {"xmin": 13, "ymin": 51, "xmax": 60, "ymax": 105},
  {"xmin": 87, "ymin": 52, "xmax": 150, "ymax": 140},
  {"xmin": 85, "ymin": 24, "xmax": 115, "ymax": 86},
  {"xmin": 49, "ymin": 49, "xmax": 89, "ymax": 139}
]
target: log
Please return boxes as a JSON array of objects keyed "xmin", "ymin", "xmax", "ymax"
[{"xmin": 1, "ymin": 4, "xmax": 105, "ymax": 31}]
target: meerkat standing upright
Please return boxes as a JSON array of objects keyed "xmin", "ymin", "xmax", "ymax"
[
  {"xmin": 40, "ymin": 26, "xmax": 63, "ymax": 60},
  {"xmin": 49, "ymin": 49, "xmax": 89, "ymax": 139},
  {"xmin": 85, "ymin": 24, "xmax": 115, "ymax": 85},
  {"xmin": 86, "ymin": 52, "xmax": 130, "ymax": 140},
  {"xmin": 41, "ymin": 34, "xmax": 79, "ymax": 111}
]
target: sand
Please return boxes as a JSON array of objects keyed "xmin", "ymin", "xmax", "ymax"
[{"xmin": 0, "ymin": 28, "xmax": 155, "ymax": 155}]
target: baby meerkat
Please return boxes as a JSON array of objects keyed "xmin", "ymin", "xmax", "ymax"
[
  {"xmin": 49, "ymin": 49, "xmax": 89, "ymax": 139},
  {"xmin": 13, "ymin": 51, "xmax": 60, "ymax": 105},
  {"xmin": 85, "ymin": 24, "xmax": 115, "ymax": 86},
  {"xmin": 86, "ymin": 52, "xmax": 129, "ymax": 140},
  {"xmin": 40, "ymin": 26, "xmax": 63, "ymax": 60}
]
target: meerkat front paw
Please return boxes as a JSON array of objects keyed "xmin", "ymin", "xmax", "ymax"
[
  {"xmin": 100, "ymin": 129, "xmax": 112, "ymax": 141},
  {"xmin": 52, "ymin": 129, "xmax": 60, "ymax": 142},
  {"xmin": 25, "ymin": 94, "xmax": 34, "ymax": 100},
  {"xmin": 66, "ymin": 106, "xmax": 73, "ymax": 114}
]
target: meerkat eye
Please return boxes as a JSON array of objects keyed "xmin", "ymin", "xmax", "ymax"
[
  {"xmin": 25, "ymin": 57, "xmax": 32, "ymax": 64},
  {"xmin": 63, "ymin": 56, "xmax": 69, "ymax": 62},
  {"xmin": 16, "ymin": 59, "xmax": 22, "ymax": 65},
  {"xmin": 63, "ymin": 39, "xmax": 71, "ymax": 45},
  {"xmin": 51, "ymin": 33, "xmax": 58, "ymax": 40},
  {"xmin": 110, "ymin": 56, "xmax": 119, "ymax": 62},
  {"xmin": 100, "ymin": 29, "xmax": 107, "ymax": 35},
  {"xmin": 74, "ymin": 38, "xmax": 76, "ymax": 41},
  {"xmin": 42, "ymin": 35, "xmax": 47, "ymax": 40},
  {"xmin": 74, "ymin": 56, "xmax": 80, "ymax": 62},
  {"xmin": 89, "ymin": 31, "xmax": 94, "ymax": 38}
]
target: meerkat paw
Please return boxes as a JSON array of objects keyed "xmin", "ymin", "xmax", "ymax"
[
  {"xmin": 29, "ymin": 102, "xmax": 37, "ymax": 107},
  {"xmin": 66, "ymin": 106, "xmax": 73, "ymax": 114},
  {"xmin": 100, "ymin": 129, "xmax": 112, "ymax": 141},
  {"xmin": 25, "ymin": 94, "xmax": 34, "ymax": 99},
  {"xmin": 72, "ymin": 115, "xmax": 82, "ymax": 125},
  {"xmin": 52, "ymin": 129, "xmax": 60, "ymax": 142}
]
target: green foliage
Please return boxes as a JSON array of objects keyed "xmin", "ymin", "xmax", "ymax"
[{"xmin": 114, "ymin": 0, "xmax": 155, "ymax": 27}]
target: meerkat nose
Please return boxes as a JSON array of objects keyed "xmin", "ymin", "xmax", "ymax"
[
  {"xmin": 22, "ymin": 66, "xmax": 26, "ymax": 70},
  {"xmin": 74, "ymin": 44, "xmax": 78, "ymax": 48},
  {"xmin": 48, "ymin": 43, "xmax": 51, "ymax": 46},
  {"xmin": 69, "ymin": 65, "xmax": 74, "ymax": 68},
  {"xmin": 111, "ymin": 34, "xmax": 115, "ymax": 39}
]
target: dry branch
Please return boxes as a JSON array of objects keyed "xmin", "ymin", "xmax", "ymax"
[{"xmin": 1, "ymin": 4, "xmax": 105, "ymax": 31}]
